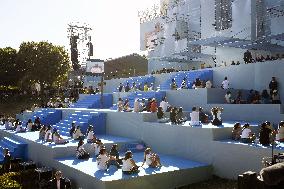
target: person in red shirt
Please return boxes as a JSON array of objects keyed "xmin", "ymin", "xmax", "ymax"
[{"xmin": 150, "ymin": 98, "xmax": 158, "ymax": 113}]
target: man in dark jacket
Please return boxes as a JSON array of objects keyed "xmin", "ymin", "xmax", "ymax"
[
  {"xmin": 243, "ymin": 50, "xmax": 252, "ymax": 64},
  {"xmin": 269, "ymin": 77, "xmax": 278, "ymax": 96},
  {"xmin": 48, "ymin": 171, "xmax": 71, "ymax": 189}
]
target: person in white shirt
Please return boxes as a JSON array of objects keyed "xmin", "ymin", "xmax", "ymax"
[
  {"xmin": 241, "ymin": 123, "xmax": 255, "ymax": 143},
  {"xmin": 221, "ymin": 77, "xmax": 230, "ymax": 89},
  {"xmin": 225, "ymin": 91, "xmax": 234, "ymax": 103},
  {"xmin": 93, "ymin": 139, "xmax": 103, "ymax": 157},
  {"xmin": 86, "ymin": 125, "xmax": 96, "ymax": 143},
  {"xmin": 190, "ymin": 107, "xmax": 201, "ymax": 126},
  {"xmin": 141, "ymin": 148, "xmax": 161, "ymax": 168},
  {"xmin": 15, "ymin": 122, "xmax": 26, "ymax": 133},
  {"xmin": 205, "ymin": 80, "xmax": 212, "ymax": 88},
  {"xmin": 276, "ymin": 121, "xmax": 284, "ymax": 142},
  {"xmin": 4, "ymin": 120, "xmax": 14, "ymax": 130},
  {"xmin": 26, "ymin": 119, "xmax": 33, "ymax": 132},
  {"xmin": 76, "ymin": 139, "xmax": 90, "ymax": 159},
  {"xmin": 122, "ymin": 151, "xmax": 139, "ymax": 174},
  {"xmin": 211, "ymin": 107, "xmax": 223, "ymax": 126},
  {"xmin": 48, "ymin": 171, "xmax": 70, "ymax": 189},
  {"xmin": 45, "ymin": 125, "xmax": 52, "ymax": 142},
  {"xmin": 73, "ymin": 126, "xmax": 84, "ymax": 140},
  {"xmin": 52, "ymin": 129, "xmax": 68, "ymax": 144},
  {"xmin": 133, "ymin": 99, "xmax": 140, "ymax": 113},
  {"xmin": 160, "ymin": 97, "xmax": 170, "ymax": 112},
  {"xmin": 97, "ymin": 148, "xmax": 120, "ymax": 171}
]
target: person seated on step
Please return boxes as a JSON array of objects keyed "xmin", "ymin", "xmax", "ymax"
[
  {"xmin": 157, "ymin": 107, "xmax": 169, "ymax": 123},
  {"xmin": 146, "ymin": 98, "xmax": 152, "ymax": 112},
  {"xmin": 150, "ymin": 98, "xmax": 158, "ymax": 113},
  {"xmin": 252, "ymin": 90, "xmax": 261, "ymax": 104},
  {"xmin": 39, "ymin": 125, "xmax": 47, "ymax": 141},
  {"xmin": 76, "ymin": 139, "xmax": 90, "ymax": 160},
  {"xmin": 171, "ymin": 79, "xmax": 177, "ymax": 90},
  {"xmin": 141, "ymin": 148, "xmax": 162, "ymax": 168},
  {"xmin": 109, "ymin": 144, "xmax": 122, "ymax": 164},
  {"xmin": 176, "ymin": 107, "xmax": 187, "ymax": 124},
  {"xmin": 160, "ymin": 97, "xmax": 171, "ymax": 112},
  {"xmin": 122, "ymin": 151, "xmax": 140, "ymax": 174},
  {"xmin": 123, "ymin": 99, "xmax": 132, "ymax": 112},
  {"xmin": 148, "ymin": 83, "xmax": 154, "ymax": 91},
  {"xmin": 194, "ymin": 78, "xmax": 203, "ymax": 89},
  {"xmin": 225, "ymin": 91, "xmax": 234, "ymax": 104},
  {"xmin": 4, "ymin": 119, "xmax": 14, "ymax": 130},
  {"xmin": 190, "ymin": 107, "xmax": 201, "ymax": 126},
  {"xmin": 97, "ymin": 148, "xmax": 121, "ymax": 171},
  {"xmin": 86, "ymin": 125, "xmax": 96, "ymax": 143},
  {"xmin": 261, "ymin": 89, "xmax": 270, "ymax": 104},
  {"xmin": 1, "ymin": 148, "xmax": 11, "ymax": 173},
  {"xmin": 73, "ymin": 126, "xmax": 84, "ymax": 140},
  {"xmin": 69, "ymin": 122, "xmax": 76, "ymax": 138},
  {"xmin": 241, "ymin": 123, "xmax": 256, "ymax": 143},
  {"xmin": 180, "ymin": 77, "xmax": 188, "ymax": 89},
  {"xmin": 34, "ymin": 116, "xmax": 41, "ymax": 130},
  {"xmin": 199, "ymin": 107, "xmax": 209, "ymax": 124},
  {"xmin": 26, "ymin": 119, "xmax": 34, "ymax": 132},
  {"xmin": 45, "ymin": 125, "xmax": 53, "ymax": 142},
  {"xmin": 52, "ymin": 128, "xmax": 68, "ymax": 145},
  {"xmin": 205, "ymin": 80, "xmax": 212, "ymax": 88},
  {"xmin": 94, "ymin": 139, "xmax": 104, "ymax": 157},
  {"xmin": 235, "ymin": 90, "xmax": 244, "ymax": 104},
  {"xmin": 118, "ymin": 83, "xmax": 123, "ymax": 92},
  {"xmin": 48, "ymin": 171, "xmax": 71, "ymax": 189},
  {"xmin": 276, "ymin": 121, "xmax": 284, "ymax": 142},
  {"xmin": 170, "ymin": 107, "xmax": 178, "ymax": 124},
  {"xmin": 144, "ymin": 82, "xmax": 149, "ymax": 92},
  {"xmin": 140, "ymin": 98, "xmax": 147, "ymax": 112},
  {"xmin": 246, "ymin": 89, "xmax": 255, "ymax": 104},
  {"xmin": 211, "ymin": 107, "xmax": 223, "ymax": 126},
  {"xmin": 133, "ymin": 98, "xmax": 140, "ymax": 113},
  {"xmin": 232, "ymin": 122, "xmax": 242, "ymax": 141},
  {"xmin": 259, "ymin": 122, "xmax": 273, "ymax": 146},
  {"xmin": 117, "ymin": 98, "xmax": 124, "ymax": 112},
  {"xmin": 15, "ymin": 122, "xmax": 26, "ymax": 133},
  {"xmin": 271, "ymin": 90, "xmax": 281, "ymax": 104},
  {"xmin": 130, "ymin": 82, "xmax": 137, "ymax": 92}
]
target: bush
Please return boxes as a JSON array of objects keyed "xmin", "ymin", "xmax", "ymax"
[{"xmin": 0, "ymin": 172, "xmax": 21, "ymax": 189}]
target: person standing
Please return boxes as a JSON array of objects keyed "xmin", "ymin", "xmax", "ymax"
[
  {"xmin": 269, "ymin": 77, "xmax": 278, "ymax": 96},
  {"xmin": 221, "ymin": 77, "xmax": 230, "ymax": 89},
  {"xmin": 48, "ymin": 171, "xmax": 71, "ymax": 189},
  {"xmin": 243, "ymin": 50, "xmax": 252, "ymax": 64},
  {"xmin": 2, "ymin": 149, "xmax": 11, "ymax": 173}
]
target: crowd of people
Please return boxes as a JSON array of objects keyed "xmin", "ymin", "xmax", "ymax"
[
  {"xmin": 231, "ymin": 121, "xmax": 284, "ymax": 145},
  {"xmin": 224, "ymin": 77, "xmax": 281, "ymax": 104},
  {"xmin": 76, "ymin": 138, "xmax": 162, "ymax": 174},
  {"xmin": 170, "ymin": 77, "xmax": 213, "ymax": 90},
  {"xmin": 117, "ymin": 82, "xmax": 154, "ymax": 93},
  {"xmin": 243, "ymin": 50, "xmax": 284, "ymax": 64}
]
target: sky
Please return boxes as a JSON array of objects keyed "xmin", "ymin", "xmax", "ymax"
[{"xmin": 0, "ymin": 0, "xmax": 159, "ymax": 60}]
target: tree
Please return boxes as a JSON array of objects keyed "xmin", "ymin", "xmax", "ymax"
[
  {"xmin": 0, "ymin": 47, "xmax": 18, "ymax": 86},
  {"xmin": 17, "ymin": 41, "xmax": 70, "ymax": 92}
]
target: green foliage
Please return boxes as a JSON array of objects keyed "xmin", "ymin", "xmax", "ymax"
[
  {"xmin": 0, "ymin": 41, "xmax": 70, "ymax": 93},
  {"xmin": 0, "ymin": 172, "xmax": 21, "ymax": 189},
  {"xmin": 17, "ymin": 41, "xmax": 70, "ymax": 89},
  {"xmin": 0, "ymin": 47, "xmax": 19, "ymax": 86}
]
